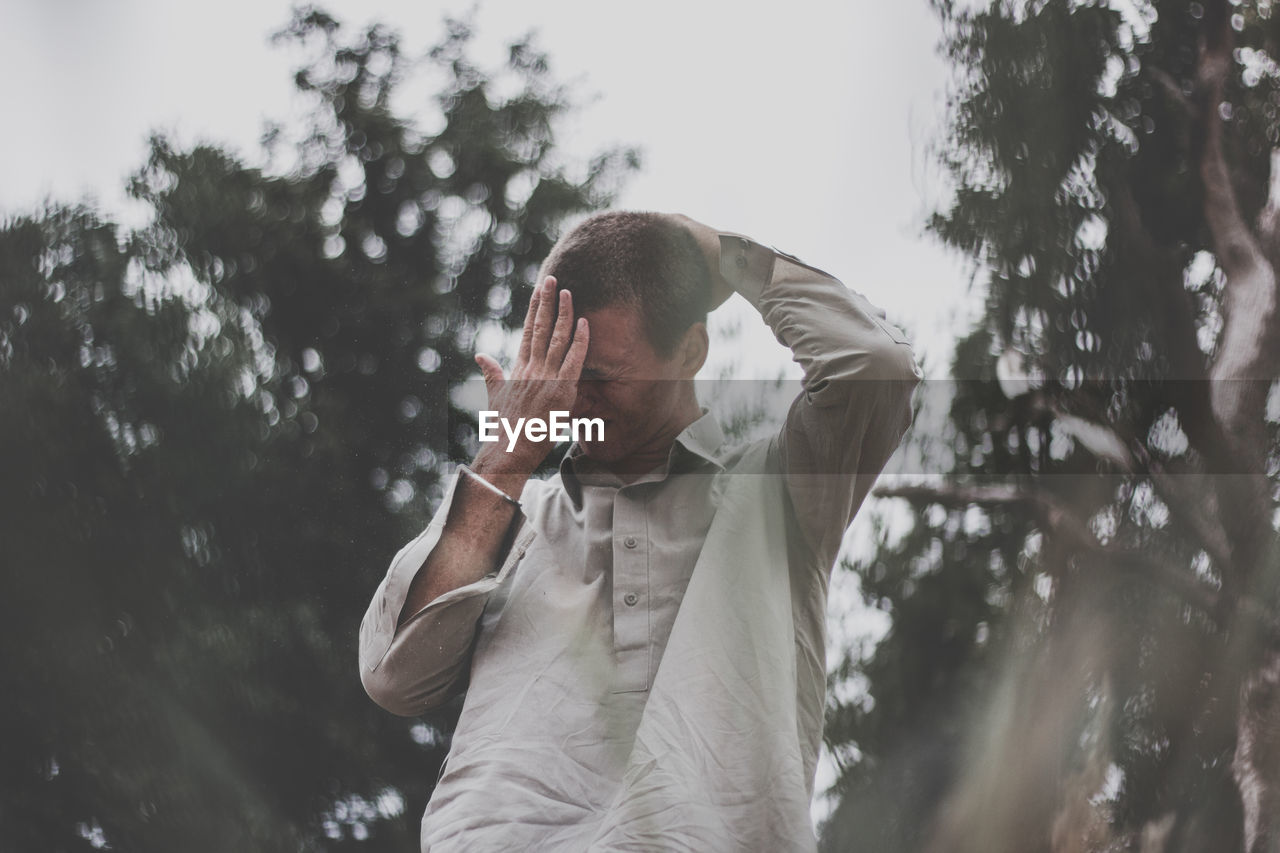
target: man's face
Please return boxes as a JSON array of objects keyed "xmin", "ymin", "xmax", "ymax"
[{"xmin": 569, "ymin": 304, "xmax": 696, "ymax": 464}]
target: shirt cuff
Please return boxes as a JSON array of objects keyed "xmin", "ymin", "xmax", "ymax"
[{"xmin": 718, "ymin": 234, "xmax": 776, "ymax": 307}]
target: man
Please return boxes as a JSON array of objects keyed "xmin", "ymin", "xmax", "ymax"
[{"xmin": 358, "ymin": 212, "xmax": 921, "ymax": 851}]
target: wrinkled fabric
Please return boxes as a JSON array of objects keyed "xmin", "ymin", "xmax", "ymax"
[{"xmin": 358, "ymin": 235, "xmax": 921, "ymax": 851}]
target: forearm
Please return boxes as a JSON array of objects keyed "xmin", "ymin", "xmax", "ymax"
[
  {"xmin": 365, "ymin": 271, "xmax": 586, "ymax": 712},
  {"xmin": 360, "ymin": 459, "xmax": 538, "ymax": 715},
  {"xmin": 397, "ymin": 453, "xmax": 528, "ymax": 627},
  {"xmin": 394, "ymin": 270, "xmax": 586, "ymax": 624}
]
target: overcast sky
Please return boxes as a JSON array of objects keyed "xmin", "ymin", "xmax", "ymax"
[
  {"xmin": 3, "ymin": 0, "xmax": 975, "ymax": 377},
  {"xmin": 5, "ymin": 0, "xmax": 973, "ymax": 821}
]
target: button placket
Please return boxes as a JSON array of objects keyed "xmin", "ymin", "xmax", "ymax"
[{"xmin": 612, "ymin": 490, "xmax": 650, "ymax": 693}]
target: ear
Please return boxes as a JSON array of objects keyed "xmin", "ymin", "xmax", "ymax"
[{"xmin": 676, "ymin": 322, "xmax": 709, "ymax": 378}]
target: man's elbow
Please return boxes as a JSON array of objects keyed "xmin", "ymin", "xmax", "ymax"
[
  {"xmin": 359, "ymin": 648, "xmax": 466, "ymax": 717},
  {"xmin": 360, "ymin": 664, "xmax": 425, "ymax": 717},
  {"xmin": 832, "ymin": 337, "xmax": 923, "ymax": 387},
  {"xmin": 873, "ymin": 332, "xmax": 923, "ymax": 384},
  {"xmin": 881, "ymin": 341, "xmax": 922, "ymax": 439}
]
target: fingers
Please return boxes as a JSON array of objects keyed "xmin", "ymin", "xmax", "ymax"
[
  {"xmin": 523, "ymin": 275, "xmax": 582, "ymax": 376},
  {"xmin": 559, "ymin": 318, "xmax": 589, "ymax": 380},
  {"xmin": 475, "ymin": 353, "xmax": 505, "ymax": 393},
  {"xmin": 516, "ymin": 278, "xmax": 544, "ymax": 366},
  {"xmin": 546, "ymin": 287, "xmax": 575, "ymax": 364},
  {"xmin": 529, "ymin": 276, "xmax": 556, "ymax": 364}
]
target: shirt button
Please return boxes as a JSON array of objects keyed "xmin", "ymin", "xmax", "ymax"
[
  {"xmin": 623, "ymin": 592, "xmax": 639, "ymax": 606},
  {"xmin": 623, "ymin": 536, "xmax": 637, "ymax": 549},
  {"xmin": 735, "ymin": 254, "xmax": 748, "ymax": 269}
]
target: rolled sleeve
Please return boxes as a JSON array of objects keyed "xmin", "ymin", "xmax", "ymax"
[
  {"xmin": 358, "ymin": 467, "xmax": 534, "ymax": 716},
  {"xmin": 720, "ymin": 234, "xmax": 922, "ymax": 394},
  {"xmin": 720, "ymin": 233, "xmax": 922, "ymax": 566}
]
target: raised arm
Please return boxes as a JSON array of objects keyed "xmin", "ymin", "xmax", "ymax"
[
  {"xmin": 403, "ymin": 274, "xmax": 587, "ymax": 614},
  {"xmin": 668, "ymin": 214, "xmax": 922, "ymax": 568},
  {"xmin": 358, "ymin": 274, "xmax": 587, "ymax": 715}
]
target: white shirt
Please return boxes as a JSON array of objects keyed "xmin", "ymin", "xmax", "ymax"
[{"xmin": 359, "ymin": 234, "xmax": 922, "ymax": 851}]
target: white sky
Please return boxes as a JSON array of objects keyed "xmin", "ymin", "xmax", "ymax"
[
  {"xmin": 2, "ymin": 0, "xmax": 975, "ymax": 376},
  {"xmin": 3, "ymin": 0, "xmax": 976, "ymax": 827}
]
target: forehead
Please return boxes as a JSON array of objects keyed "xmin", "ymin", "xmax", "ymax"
[{"xmin": 580, "ymin": 304, "xmax": 658, "ymax": 371}]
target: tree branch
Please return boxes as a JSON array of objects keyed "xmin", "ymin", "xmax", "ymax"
[
  {"xmin": 1148, "ymin": 67, "xmax": 1194, "ymax": 119},
  {"xmin": 1104, "ymin": 174, "xmax": 1237, "ymax": 574},
  {"xmin": 1014, "ymin": 386, "xmax": 1234, "ymax": 573},
  {"xmin": 872, "ymin": 481, "xmax": 1235, "ymax": 627},
  {"xmin": 1130, "ymin": 447, "xmax": 1234, "ymax": 572},
  {"xmin": 1197, "ymin": 4, "xmax": 1280, "ymax": 422}
]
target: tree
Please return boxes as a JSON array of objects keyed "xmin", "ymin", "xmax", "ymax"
[
  {"xmin": 1, "ymin": 9, "xmax": 635, "ymax": 849},
  {"xmin": 821, "ymin": 1, "xmax": 1280, "ymax": 851}
]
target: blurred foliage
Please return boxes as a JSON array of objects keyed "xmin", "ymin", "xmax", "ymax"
[
  {"xmin": 0, "ymin": 7, "xmax": 634, "ymax": 849},
  {"xmin": 822, "ymin": 1, "xmax": 1280, "ymax": 851}
]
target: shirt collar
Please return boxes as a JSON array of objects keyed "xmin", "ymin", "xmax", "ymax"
[{"xmin": 559, "ymin": 409, "xmax": 726, "ymax": 510}]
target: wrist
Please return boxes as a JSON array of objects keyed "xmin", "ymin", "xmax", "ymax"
[
  {"xmin": 459, "ymin": 465, "xmax": 522, "ymax": 507},
  {"xmin": 665, "ymin": 214, "xmax": 734, "ymax": 309},
  {"xmin": 472, "ymin": 447, "xmax": 537, "ymax": 498}
]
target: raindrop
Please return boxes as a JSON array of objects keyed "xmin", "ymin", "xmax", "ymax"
[
  {"xmin": 428, "ymin": 148, "xmax": 456, "ymax": 179},
  {"xmin": 399, "ymin": 396, "xmax": 423, "ymax": 421},
  {"xmin": 417, "ymin": 347, "xmax": 441, "ymax": 372},
  {"xmin": 323, "ymin": 235, "xmax": 346, "ymax": 259},
  {"xmin": 362, "ymin": 233, "xmax": 388, "ymax": 262},
  {"xmin": 385, "ymin": 479, "xmax": 415, "ymax": 510},
  {"xmin": 487, "ymin": 284, "xmax": 511, "ymax": 311},
  {"xmin": 397, "ymin": 201, "xmax": 424, "ymax": 237},
  {"xmin": 505, "ymin": 170, "xmax": 539, "ymax": 208}
]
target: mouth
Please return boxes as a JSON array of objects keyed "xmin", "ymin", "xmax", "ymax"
[{"xmin": 577, "ymin": 418, "xmax": 610, "ymax": 443}]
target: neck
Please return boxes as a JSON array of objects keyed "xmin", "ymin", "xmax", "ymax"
[{"xmin": 605, "ymin": 387, "xmax": 703, "ymax": 482}]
